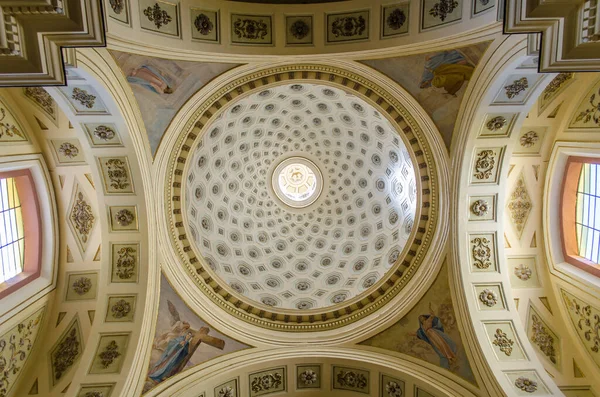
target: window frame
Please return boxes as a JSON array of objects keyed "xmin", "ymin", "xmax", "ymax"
[{"xmin": 561, "ymin": 156, "xmax": 600, "ymax": 277}]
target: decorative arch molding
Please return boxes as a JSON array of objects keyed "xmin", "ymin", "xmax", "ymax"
[
  {"xmin": 449, "ymin": 34, "xmax": 562, "ymax": 396},
  {"xmin": 154, "ymin": 59, "xmax": 450, "ymax": 340},
  {"xmin": 144, "ymin": 347, "xmax": 479, "ymax": 397}
]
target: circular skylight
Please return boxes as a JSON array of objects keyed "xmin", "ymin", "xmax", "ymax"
[{"xmin": 184, "ymin": 83, "xmax": 418, "ymax": 311}]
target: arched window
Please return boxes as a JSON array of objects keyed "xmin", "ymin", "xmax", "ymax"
[
  {"xmin": 0, "ymin": 169, "xmax": 41, "ymax": 299},
  {"xmin": 562, "ymin": 157, "xmax": 600, "ymax": 277}
]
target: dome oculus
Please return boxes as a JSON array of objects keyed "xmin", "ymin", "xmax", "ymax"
[{"xmin": 273, "ymin": 157, "xmax": 323, "ymax": 208}]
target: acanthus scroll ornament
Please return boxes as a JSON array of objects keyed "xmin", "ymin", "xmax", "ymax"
[
  {"xmin": 70, "ymin": 192, "xmax": 94, "ymax": 242},
  {"xmin": 336, "ymin": 371, "xmax": 367, "ymax": 389},
  {"xmin": 233, "ymin": 18, "xmax": 268, "ymax": 40},
  {"xmin": 492, "ymin": 328, "xmax": 514, "ymax": 356},
  {"xmin": 504, "ymin": 77, "xmax": 529, "ymax": 99},
  {"xmin": 144, "ymin": 3, "xmax": 172, "ymax": 29},
  {"xmin": 331, "ymin": 16, "xmax": 366, "ymax": 37},
  {"xmin": 104, "ymin": 159, "xmax": 130, "ymax": 190},
  {"xmin": 98, "ymin": 340, "xmax": 121, "ymax": 368},
  {"xmin": 471, "ymin": 237, "xmax": 492, "ymax": 269},
  {"xmin": 116, "ymin": 247, "xmax": 136, "ymax": 279},
  {"xmin": 473, "ymin": 149, "xmax": 496, "ymax": 180},
  {"xmin": 251, "ymin": 372, "xmax": 282, "ymax": 392},
  {"xmin": 429, "ymin": 0, "xmax": 459, "ymax": 21},
  {"xmin": 530, "ymin": 314, "xmax": 557, "ymax": 363}
]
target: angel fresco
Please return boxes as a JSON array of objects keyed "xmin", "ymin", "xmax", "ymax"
[
  {"xmin": 414, "ymin": 303, "xmax": 457, "ymax": 369},
  {"xmin": 146, "ymin": 301, "xmax": 225, "ymax": 386},
  {"xmin": 419, "ymin": 50, "xmax": 474, "ymax": 96},
  {"xmin": 127, "ymin": 65, "xmax": 174, "ymax": 94}
]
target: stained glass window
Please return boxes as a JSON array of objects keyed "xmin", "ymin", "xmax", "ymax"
[
  {"xmin": 576, "ymin": 163, "xmax": 600, "ymax": 263},
  {"xmin": 0, "ymin": 177, "xmax": 24, "ymax": 283}
]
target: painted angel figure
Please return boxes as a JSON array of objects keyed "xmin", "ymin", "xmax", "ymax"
[
  {"xmin": 415, "ymin": 303, "xmax": 457, "ymax": 369},
  {"xmin": 419, "ymin": 50, "xmax": 474, "ymax": 96}
]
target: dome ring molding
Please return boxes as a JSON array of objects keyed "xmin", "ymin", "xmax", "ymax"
[{"xmin": 164, "ymin": 63, "xmax": 446, "ymax": 332}]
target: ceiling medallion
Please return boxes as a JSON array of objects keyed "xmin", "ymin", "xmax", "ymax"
[
  {"xmin": 166, "ymin": 64, "xmax": 441, "ymax": 331},
  {"xmin": 272, "ymin": 157, "xmax": 323, "ymax": 208}
]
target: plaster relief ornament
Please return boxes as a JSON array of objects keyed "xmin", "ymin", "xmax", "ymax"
[
  {"xmin": 52, "ymin": 328, "xmax": 80, "ymax": 380},
  {"xmin": 24, "ymin": 87, "xmax": 55, "ymax": 117},
  {"xmin": 562, "ymin": 292, "xmax": 600, "ymax": 355},
  {"xmin": 471, "ymin": 199, "xmax": 489, "ymax": 216},
  {"xmin": 479, "ymin": 0, "xmax": 490, "ymax": 5},
  {"xmin": 194, "ymin": 13, "xmax": 213, "ymax": 35},
  {"xmin": 115, "ymin": 209, "xmax": 135, "ymax": 226},
  {"xmin": 386, "ymin": 8, "xmax": 407, "ymax": 30},
  {"xmin": 84, "ymin": 392, "xmax": 103, "ymax": 397},
  {"xmin": 385, "ymin": 381, "xmax": 403, "ymax": 397},
  {"xmin": 336, "ymin": 370, "xmax": 368, "ymax": 389},
  {"xmin": 473, "ymin": 149, "xmax": 496, "ymax": 180},
  {"xmin": 0, "ymin": 108, "xmax": 25, "ymax": 140},
  {"xmin": 331, "ymin": 16, "xmax": 366, "ymax": 37},
  {"xmin": 515, "ymin": 377, "xmax": 537, "ymax": 393},
  {"xmin": 70, "ymin": 192, "xmax": 95, "ymax": 243},
  {"xmin": 492, "ymin": 328, "xmax": 514, "ymax": 356},
  {"xmin": 507, "ymin": 174, "xmax": 532, "ymax": 238},
  {"xmin": 575, "ymin": 85, "xmax": 600, "ymax": 125},
  {"xmin": 111, "ymin": 299, "xmax": 131, "ymax": 318},
  {"xmin": 251, "ymin": 372, "xmax": 282, "ymax": 392},
  {"xmin": 72, "ymin": 277, "xmax": 92, "ymax": 295},
  {"xmin": 99, "ymin": 340, "xmax": 121, "ymax": 368},
  {"xmin": 104, "ymin": 158, "xmax": 130, "ymax": 190},
  {"xmin": 217, "ymin": 386, "xmax": 234, "ymax": 397},
  {"xmin": 520, "ymin": 131, "xmax": 539, "ymax": 147},
  {"xmin": 290, "ymin": 19, "xmax": 310, "ymax": 40},
  {"xmin": 94, "ymin": 125, "xmax": 116, "ymax": 141},
  {"xmin": 71, "ymin": 87, "xmax": 96, "ymax": 108},
  {"xmin": 233, "ymin": 18, "xmax": 268, "ymax": 40},
  {"xmin": 531, "ymin": 314, "xmax": 557, "ymax": 364},
  {"xmin": 471, "ymin": 237, "xmax": 492, "ymax": 269},
  {"xmin": 543, "ymin": 73, "xmax": 573, "ymax": 100},
  {"xmin": 116, "ymin": 247, "xmax": 136, "ymax": 279},
  {"xmin": 109, "ymin": 0, "xmax": 124, "ymax": 14},
  {"xmin": 486, "ymin": 116, "xmax": 507, "ymax": 131},
  {"xmin": 144, "ymin": 3, "xmax": 172, "ymax": 29},
  {"xmin": 58, "ymin": 142, "xmax": 79, "ymax": 158},
  {"xmin": 429, "ymin": 0, "xmax": 459, "ymax": 21},
  {"xmin": 504, "ymin": 77, "xmax": 529, "ymax": 99},
  {"xmin": 479, "ymin": 289, "xmax": 498, "ymax": 307},
  {"xmin": 0, "ymin": 311, "xmax": 42, "ymax": 397},
  {"xmin": 514, "ymin": 264, "xmax": 532, "ymax": 281},
  {"xmin": 299, "ymin": 370, "xmax": 317, "ymax": 385}
]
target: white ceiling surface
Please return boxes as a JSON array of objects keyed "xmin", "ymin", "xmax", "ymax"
[{"xmin": 185, "ymin": 83, "xmax": 417, "ymax": 310}]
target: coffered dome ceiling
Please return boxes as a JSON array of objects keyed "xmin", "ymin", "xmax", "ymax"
[{"xmin": 184, "ymin": 83, "xmax": 418, "ymax": 310}]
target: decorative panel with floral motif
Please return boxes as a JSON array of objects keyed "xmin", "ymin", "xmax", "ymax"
[
  {"xmin": 562, "ymin": 290, "xmax": 600, "ymax": 368},
  {"xmin": 0, "ymin": 99, "xmax": 27, "ymax": 143}
]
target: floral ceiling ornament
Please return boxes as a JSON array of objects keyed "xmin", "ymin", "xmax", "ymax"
[
  {"xmin": 429, "ymin": 0, "xmax": 459, "ymax": 21},
  {"xmin": 144, "ymin": 3, "xmax": 172, "ymax": 29},
  {"xmin": 0, "ymin": 311, "xmax": 43, "ymax": 397},
  {"xmin": 233, "ymin": 18, "xmax": 268, "ymax": 40},
  {"xmin": 385, "ymin": 381, "xmax": 403, "ymax": 397},
  {"xmin": 479, "ymin": 289, "xmax": 498, "ymax": 307},
  {"xmin": 251, "ymin": 372, "xmax": 283, "ymax": 392},
  {"xmin": 386, "ymin": 8, "xmax": 407, "ymax": 30},
  {"xmin": 111, "ymin": 299, "xmax": 131, "ymax": 318},
  {"xmin": 24, "ymin": 87, "xmax": 55, "ymax": 117},
  {"xmin": 530, "ymin": 313, "xmax": 557, "ymax": 364},
  {"xmin": 116, "ymin": 247, "xmax": 136, "ymax": 279},
  {"xmin": 115, "ymin": 209, "xmax": 135, "ymax": 226},
  {"xmin": 575, "ymin": 85, "xmax": 600, "ymax": 125},
  {"xmin": 331, "ymin": 16, "xmax": 366, "ymax": 37},
  {"xmin": 52, "ymin": 328, "xmax": 80, "ymax": 380},
  {"xmin": 493, "ymin": 328, "xmax": 514, "ymax": 356},
  {"xmin": 543, "ymin": 72, "xmax": 573, "ymax": 101},
  {"xmin": 194, "ymin": 13, "xmax": 213, "ymax": 35},
  {"xmin": 486, "ymin": 116, "xmax": 507, "ymax": 131},
  {"xmin": 71, "ymin": 87, "xmax": 96, "ymax": 109},
  {"xmin": 0, "ymin": 108, "xmax": 25, "ymax": 140},
  {"xmin": 72, "ymin": 277, "xmax": 92, "ymax": 295},
  {"xmin": 109, "ymin": 0, "xmax": 124, "ymax": 14},
  {"xmin": 520, "ymin": 131, "xmax": 539, "ymax": 147},
  {"xmin": 471, "ymin": 199, "xmax": 489, "ymax": 216},
  {"xmin": 473, "ymin": 149, "xmax": 496, "ymax": 180},
  {"xmin": 99, "ymin": 340, "xmax": 121, "ymax": 368},
  {"xmin": 299, "ymin": 369, "xmax": 317, "ymax": 385},
  {"xmin": 217, "ymin": 386, "xmax": 234, "ymax": 397},
  {"xmin": 94, "ymin": 125, "xmax": 116, "ymax": 141},
  {"xmin": 70, "ymin": 192, "xmax": 95, "ymax": 243},
  {"xmin": 336, "ymin": 370, "xmax": 368, "ymax": 389},
  {"xmin": 471, "ymin": 237, "xmax": 492, "ymax": 269},
  {"xmin": 507, "ymin": 173, "xmax": 532, "ymax": 238},
  {"xmin": 84, "ymin": 392, "xmax": 103, "ymax": 397},
  {"xmin": 562, "ymin": 291, "xmax": 600, "ymax": 356},
  {"xmin": 58, "ymin": 142, "xmax": 79, "ymax": 158},
  {"xmin": 514, "ymin": 264, "xmax": 532, "ymax": 281},
  {"xmin": 504, "ymin": 77, "xmax": 529, "ymax": 99},
  {"xmin": 515, "ymin": 377, "xmax": 537, "ymax": 393},
  {"xmin": 290, "ymin": 20, "xmax": 310, "ymax": 40},
  {"xmin": 104, "ymin": 158, "xmax": 130, "ymax": 190}
]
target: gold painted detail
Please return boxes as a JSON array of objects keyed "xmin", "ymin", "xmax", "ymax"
[
  {"xmin": 473, "ymin": 149, "xmax": 496, "ymax": 180},
  {"xmin": 471, "ymin": 237, "xmax": 492, "ymax": 269},
  {"xmin": 507, "ymin": 172, "xmax": 532, "ymax": 239},
  {"xmin": 493, "ymin": 328, "xmax": 514, "ymax": 356}
]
